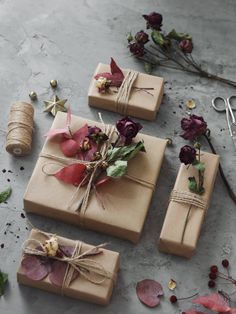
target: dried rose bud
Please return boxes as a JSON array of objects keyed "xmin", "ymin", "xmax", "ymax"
[
  {"xmin": 142, "ymin": 12, "xmax": 163, "ymax": 30},
  {"xmin": 116, "ymin": 116, "xmax": 142, "ymax": 144},
  {"xmin": 44, "ymin": 236, "xmax": 59, "ymax": 257},
  {"xmin": 88, "ymin": 126, "xmax": 108, "ymax": 143},
  {"xmin": 181, "ymin": 115, "xmax": 207, "ymax": 141},
  {"xmin": 135, "ymin": 30, "xmax": 149, "ymax": 45},
  {"xmin": 129, "ymin": 42, "xmax": 145, "ymax": 57},
  {"xmin": 179, "ymin": 145, "xmax": 196, "ymax": 165},
  {"xmin": 80, "ymin": 137, "xmax": 91, "ymax": 151},
  {"xmin": 179, "ymin": 39, "xmax": 193, "ymax": 53},
  {"xmin": 96, "ymin": 77, "xmax": 111, "ymax": 93}
]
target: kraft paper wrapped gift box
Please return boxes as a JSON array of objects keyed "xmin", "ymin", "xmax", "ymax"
[
  {"xmin": 159, "ymin": 151, "xmax": 219, "ymax": 258},
  {"xmin": 24, "ymin": 112, "xmax": 167, "ymax": 243},
  {"xmin": 17, "ymin": 229, "xmax": 119, "ymax": 305},
  {"xmin": 88, "ymin": 63, "xmax": 164, "ymax": 120}
]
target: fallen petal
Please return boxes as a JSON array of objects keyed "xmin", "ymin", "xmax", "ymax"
[
  {"xmin": 168, "ymin": 278, "xmax": 177, "ymax": 291},
  {"xmin": 54, "ymin": 163, "xmax": 86, "ymax": 186},
  {"xmin": 192, "ymin": 293, "xmax": 231, "ymax": 313},
  {"xmin": 136, "ymin": 279, "xmax": 164, "ymax": 308},
  {"xmin": 21, "ymin": 256, "xmax": 50, "ymax": 281}
]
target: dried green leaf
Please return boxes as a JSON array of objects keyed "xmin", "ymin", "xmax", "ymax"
[
  {"xmin": 107, "ymin": 141, "xmax": 145, "ymax": 162},
  {"xmin": 0, "ymin": 271, "xmax": 8, "ymax": 296},
  {"xmin": 193, "ymin": 161, "xmax": 205, "ymax": 172},
  {"xmin": 188, "ymin": 176, "xmax": 198, "ymax": 193},
  {"xmin": 0, "ymin": 187, "xmax": 12, "ymax": 203},
  {"xmin": 106, "ymin": 160, "xmax": 128, "ymax": 177},
  {"xmin": 151, "ymin": 30, "xmax": 165, "ymax": 46},
  {"xmin": 144, "ymin": 62, "xmax": 153, "ymax": 74},
  {"xmin": 167, "ymin": 29, "xmax": 192, "ymax": 41}
]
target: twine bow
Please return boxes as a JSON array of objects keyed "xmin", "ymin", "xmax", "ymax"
[
  {"xmin": 169, "ymin": 189, "xmax": 207, "ymax": 243},
  {"xmin": 22, "ymin": 231, "xmax": 114, "ymax": 292}
]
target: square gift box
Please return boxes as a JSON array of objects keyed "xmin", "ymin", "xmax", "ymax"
[
  {"xmin": 88, "ymin": 63, "xmax": 164, "ymax": 120},
  {"xmin": 159, "ymin": 151, "xmax": 219, "ymax": 258},
  {"xmin": 17, "ymin": 229, "xmax": 119, "ymax": 305},
  {"xmin": 24, "ymin": 112, "xmax": 167, "ymax": 243}
]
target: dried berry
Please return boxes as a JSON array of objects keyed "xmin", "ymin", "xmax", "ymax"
[
  {"xmin": 170, "ymin": 295, "xmax": 178, "ymax": 303},
  {"xmin": 222, "ymin": 259, "xmax": 229, "ymax": 268},
  {"xmin": 209, "ymin": 272, "xmax": 217, "ymax": 280},
  {"xmin": 210, "ymin": 265, "xmax": 218, "ymax": 273},
  {"xmin": 208, "ymin": 280, "xmax": 216, "ymax": 288}
]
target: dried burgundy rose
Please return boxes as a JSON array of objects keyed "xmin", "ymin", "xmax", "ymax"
[
  {"xmin": 181, "ymin": 115, "xmax": 207, "ymax": 141},
  {"xmin": 142, "ymin": 12, "xmax": 163, "ymax": 30},
  {"xmin": 116, "ymin": 116, "xmax": 142, "ymax": 144},
  {"xmin": 129, "ymin": 42, "xmax": 145, "ymax": 57},
  {"xmin": 179, "ymin": 145, "xmax": 196, "ymax": 165},
  {"xmin": 179, "ymin": 39, "xmax": 193, "ymax": 54},
  {"xmin": 135, "ymin": 30, "xmax": 149, "ymax": 45}
]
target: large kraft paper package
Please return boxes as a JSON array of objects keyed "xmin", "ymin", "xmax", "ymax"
[
  {"xmin": 88, "ymin": 63, "xmax": 164, "ymax": 120},
  {"xmin": 159, "ymin": 151, "xmax": 219, "ymax": 258},
  {"xmin": 17, "ymin": 229, "xmax": 119, "ymax": 305},
  {"xmin": 24, "ymin": 112, "xmax": 167, "ymax": 243}
]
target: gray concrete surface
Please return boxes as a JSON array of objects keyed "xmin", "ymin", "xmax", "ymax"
[{"xmin": 0, "ymin": 0, "xmax": 236, "ymax": 313}]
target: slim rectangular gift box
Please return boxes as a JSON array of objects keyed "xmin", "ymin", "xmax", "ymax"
[
  {"xmin": 159, "ymin": 151, "xmax": 219, "ymax": 258},
  {"xmin": 88, "ymin": 63, "xmax": 164, "ymax": 120},
  {"xmin": 24, "ymin": 112, "xmax": 167, "ymax": 243},
  {"xmin": 17, "ymin": 229, "xmax": 119, "ymax": 305}
]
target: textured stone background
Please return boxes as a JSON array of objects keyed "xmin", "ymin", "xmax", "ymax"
[{"xmin": 0, "ymin": 1, "xmax": 236, "ymax": 313}]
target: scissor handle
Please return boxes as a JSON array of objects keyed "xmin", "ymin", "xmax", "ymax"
[{"xmin": 212, "ymin": 96, "xmax": 227, "ymax": 112}]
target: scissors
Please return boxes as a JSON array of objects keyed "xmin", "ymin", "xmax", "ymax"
[{"xmin": 212, "ymin": 96, "xmax": 236, "ymax": 149}]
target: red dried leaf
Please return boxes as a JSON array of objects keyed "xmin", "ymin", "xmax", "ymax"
[
  {"xmin": 21, "ymin": 256, "xmax": 51, "ymax": 281},
  {"xmin": 54, "ymin": 163, "xmax": 86, "ymax": 186},
  {"xmin": 72, "ymin": 124, "xmax": 89, "ymax": 144},
  {"xmin": 182, "ymin": 310, "xmax": 206, "ymax": 314},
  {"xmin": 94, "ymin": 58, "xmax": 124, "ymax": 87},
  {"xmin": 136, "ymin": 279, "xmax": 164, "ymax": 308},
  {"xmin": 60, "ymin": 138, "xmax": 78, "ymax": 157},
  {"xmin": 49, "ymin": 260, "xmax": 79, "ymax": 287},
  {"xmin": 192, "ymin": 293, "xmax": 231, "ymax": 313},
  {"xmin": 44, "ymin": 109, "xmax": 72, "ymax": 140}
]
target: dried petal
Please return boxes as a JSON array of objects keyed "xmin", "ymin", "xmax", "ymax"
[
  {"xmin": 21, "ymin": 256, "xmax": 51, "ymax": 281},
  {"xmin": 136, "ymin": 279, "xmax": 164, "ymax": 308},
  {"xmin": 59, "ymin": 245, "xmax": 75, "ymax": 257},
  {"xmin": 168, "ymin": 279, "xmax": 177, "ymax": 291},
  {"xmin": 54, "ymin": 163, "xmax": 86, "ymax": 186},
  {"xmin": 49, "ymin": 261, "xmax": 78, "ymax": 287},
  {"xmin": 60, "ymin": 139, "xmax": 78, "ymax": 157},
  {"xmin": 186, "ymin": 99, "xmax": 196, "ymax": 109},
  {"xmin": 73, "ymin": 124, "xmax": 89, "ymax": 144},
  {"xmin": 192, "ymin": 293, "xmax": 231, "ymax": 313},
  {"xmin": 94, "ymin": 58, "xmax": 124, "ymax": 87}
]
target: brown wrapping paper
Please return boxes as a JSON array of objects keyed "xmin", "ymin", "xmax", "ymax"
[
  {"xmin": 88, "ymin": 63, "xmax": 164, "ymax": 120},
  {"xmin": 24, "ymin": 112, "xmax": 167, "ymax": 243},
  {"xmin": 159, "ymin": 151, "xmax": 219, "ymax": 258},
  {"xmin": 17, "ymin": 229, "xmax": 119, "ymax": 305}
]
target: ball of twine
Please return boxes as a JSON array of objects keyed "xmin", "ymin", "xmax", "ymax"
[{"xmin": 6, "ymin": 102, "xmax": 34, "ymax": 156}]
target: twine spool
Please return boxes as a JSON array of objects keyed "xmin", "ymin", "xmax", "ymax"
[{"xmin": 6, "ymin": 102, "xmax": 34, "ymax": 156}]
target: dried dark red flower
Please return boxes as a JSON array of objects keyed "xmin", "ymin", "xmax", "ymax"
[
  {"xmin": 179, "ymin": 39, "xmax": 193, "ymax": 53},
  {"xmin": 142, "ymin": 12, "xmax": 163, "ymax": 30},
  {"xmin": 135, "ymin": 30, "xmax": 149, "ymax": 45},
  {"xmin": 179, "ymin": 145, "xmax": 196, "ymax": 165},
  {"xmin": 181, "ymin": 115, "xmax": 207, "ymax": 141},
  {"xmin": 129, "ymin": 42, "xmax": 145, "ymax": 57},
  {"xmin": 116, "ymin": 116, "xmax": 142, "ymax": 144}
]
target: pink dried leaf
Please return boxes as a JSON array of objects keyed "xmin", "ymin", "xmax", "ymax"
[
  {"xmin": 110, "ymin": 57, "xmax": 124, "ymax": 77},
  {"xmin": 94, "ymin": 58, "xmax": 124, "ymax": 87},
  {"xmin": 21, "ymin": 256, "xmax": 51, "ymax": 281},
  {"xmin": 192, "ymin": 293, "xmax": 231, "ymax": 313},
  {"xmin": 60, "ymin": 138, "xmax": 78, "ymax": 157},
  {"xmin": 136, "ymin": 279, "xmax": 164, "ymax": 308},
  {"xmin": 72, "ymin": 124, "xmax": 89, "ymax": 144},
  {"xmin": 228, "ymin": 309, "xmax": 236, "ymax": 314},
  {"xmin": 54, "ymin": 163, "xmax": 86, "ymax": 186},
  {"xmin": 59, "ymin": 245, "xmax": 75, "ymax": 257},
  {"xmin": 44, "ymin": 127, "xmax": 69, "ymax": 140},
  {"xmin": 49, "ymin": 260, "xmax": 79, "ymax": 287}
]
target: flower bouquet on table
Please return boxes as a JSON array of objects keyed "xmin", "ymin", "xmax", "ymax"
[{"xmin": 127, "ymin": 12, "xmax": 236, "ymax": 88}]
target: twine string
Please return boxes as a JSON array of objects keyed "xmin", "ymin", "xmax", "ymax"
[
  {"xmin": 169, "ymin": 189, "xmax": 207, "ymax": 243},
  {"xmin": 116, "ymin": 70, "xmax": 138, "ymax": 115},
  {"xmin": 6, "ymin": 102, "xmax": 34, "ymax": 156}
]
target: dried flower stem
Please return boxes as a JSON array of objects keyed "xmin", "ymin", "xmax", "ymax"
[{"xmin": 203, "ymin": 132, "xmax": 236, "ymax": 204}]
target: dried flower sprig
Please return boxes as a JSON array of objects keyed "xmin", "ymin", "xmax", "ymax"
[
  {"xmin": 180, "ymin": 115, "xmax": 236, "ymax": 203},
  {"xmin": 127, "ymin": 12, "xmax": 236, "ymax": 88}
]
